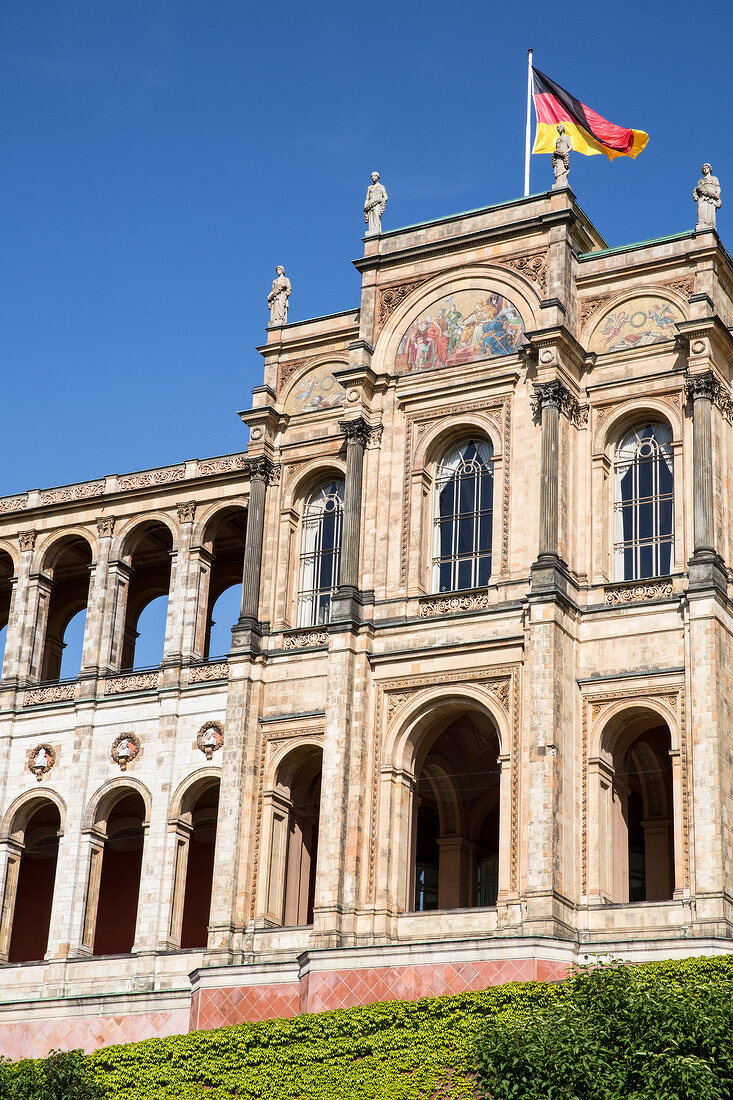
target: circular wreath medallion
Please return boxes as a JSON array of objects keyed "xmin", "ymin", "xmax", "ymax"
[
  {"xmin": 28, "ymin": 744, "xmax": 56, "ymax": 782},
  {"xmin": 111, "ymin": 733, "xmax": 141, "ymax": 771},
  {"xmin": 197, "ymin": 721, "xmax": 224, "ymax": 760}
]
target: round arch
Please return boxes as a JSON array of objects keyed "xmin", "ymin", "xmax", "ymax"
[
  {"xmin": 373, "ymin": 265, "xmax": 542, "ymax": 376},
  {"xmin": 594, "ymin": 399, "xmax": 681, "ymax": 457},
  {"xmin": 192, "ymin": 501, "xmax": 248, "ymax": 552},
  {"xmin": 0, "ymin": 788, "xmax": 67, "ymax": 842},
  {"xmin": 37, "ymin": 529, "xmax": 97, "ymax": 574},
  {"xmin": 583, "ymin": 285, "xmax": 689, "ymax": 347},
  {"xmin": 82, "ymin": 776, "xmax": 152, "ymax": 833},
  {"xmin": 592, "ymin": 698, "xmax": 680, "ymax": 761},
  {"xmin": 414, "ymin": 412, "xmax": 503, "ymax": 472},
  {"xmin": 280, "ymin": 458, "xmax": 347, "ymax": 514},
  {"xmin": 0, "ymin": 540, "xmax": 20, "ymax": 576},
  {"xmin": 112, "ymin": 513, "xmax": 179, "ymax": 562},
  {"xmin": 168, "ymin": 767, "xmax": 222, "ymax": 823},
  {"xmin": 279, "ymin": 352, "xmax": 349, "ymax": 411}
]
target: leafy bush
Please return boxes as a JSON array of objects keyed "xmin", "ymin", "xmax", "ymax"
[
  {"xmin": 475, "ymin": 957, "xmax": 733, "ymax": 1100},
  {"xmin": 2, "ymin": 1048, "xmax": 102, "ymax": 1100}
]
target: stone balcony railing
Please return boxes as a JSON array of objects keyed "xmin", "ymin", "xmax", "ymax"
[{"xmin": 17, "ymin": 657, "xmax": 229, "ymax": 707}]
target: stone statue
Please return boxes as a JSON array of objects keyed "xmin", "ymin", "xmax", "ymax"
[
  {"xmin": 117, "ymin": 738, "xmax": 132, "ymax": 759},
  {"xmin": 552, "ymin": 125, "xmax": 572, "ymax": 189},
  {"xmin": 693, "ymin": 164, "xmax": 721, "ymax": 230},
  {"xmin": 33, "ymin": 747, "xmax": 48, "ymax": 769},
  {"xmin": 364, "ymin": 172, "xmax": 388, "ymax": 236},
  {"xmin": 267, "ymin": 266, "xmax": 291, "ymax": 326}
]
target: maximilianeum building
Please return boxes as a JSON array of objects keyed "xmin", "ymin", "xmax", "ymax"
[{"xmin": 1, "ymin": 186, "xmax": 733, "ymax": 1059}]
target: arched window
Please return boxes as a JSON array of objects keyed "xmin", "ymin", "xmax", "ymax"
[
  {"xmin": 433, "ymin": 440, "xmax": 494, "ymax": 593},
  {"xmin": 613, "ymin": 423, "xmax": 674, "ymax": 581},
  {"xmin": 297, "ymin": 480, "xmax": 344, "ymax": 627}
]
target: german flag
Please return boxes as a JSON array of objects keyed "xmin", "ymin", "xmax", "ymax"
[{"xmin": 532, "ymin": 68, "xmax": 648, "ymax": 161}]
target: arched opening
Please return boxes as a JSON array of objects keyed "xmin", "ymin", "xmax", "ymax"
[
  {"xmin": 173, "ymin": 780, "xmax": 220, "ymax": 949},
  {"xmin": 6, "ymin": 801, "xmax": 61, "ymax": 963},
  {"xmin": 600, "ymin": 711, "xmax": 675, "ymax": 903},
  {"xmin": 432, "ymin": 438, "xmax": 494, "ymax": 593},
  {"xmin": 201, "ymin": 508, "xmax": 246, "ymax": 658},
  {"xmin": 296, "ymin": 480, "xmax": 344, "ymax": 627},
  {"xmin": 121, "ymin": 524, "xmax": 173, "ymax": 669},
  {"xmin": 265, "ymin": 745, "xmax": 322, "ymax": 926},
  {"xmin": 40, "ymin": 536, "xmax": 93, "ymax": 682},
  {"xmin": 411, "ymin": 709, "xmax": 501, "ymax": 912},
  {"xmin": 0, "ymin": 550, "xmax": 13, "ymax": 681},
  {"xmin": 91, "ymin": 791, "xmax": 146, "ymax": 955},
  {"xmin": 613, "ymin": 422, "xmax": 674, "ymax": 581}
]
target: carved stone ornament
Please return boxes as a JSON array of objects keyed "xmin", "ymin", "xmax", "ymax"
[
  {"xmin": 41, "ymin": 482, "xmax": 104, "ymax": 506},
  {"xmin": 605, "ymin": 580, "xmax": 673, "ymax": 605},
  {"xmin": 197, "ymin": 721, "xmax": 224, "ymax": 760},
  {"xmin": 0, "ymin": 496, "xmax": 28, "ymax": 514},
  {"xmin": 419, "ymin": 592, "xmax": 490, "ymax": 617},
  {"xmin": 284, "ymin": 629, "xmax": 329, "ymax": 650},
  {"xmin": 377, "ymin": 278, "xmax": 430, "ymax": 330},
  {"xmin": 111, "ymin": 733, "xmax": 140, "ymax": 771},
  {"xmin": 18, "ymin": 530, "xmax": 37, "ymax": 553},
  {"xmin": 27, "ymin": 744, "xmax": 56, "ymax": 782},
  {"xmin": 531, "ymin": 380, "xmax": 588, "ymax": 427},
  {"xmin": 244, "ymin": 456, "xmax": 280, "ymax": 484},
  {"xmin": 579, "ymin": 294, "xmax": 614, "ymax": 330},
  {"xmin": 96, "ymin": 516, "xmax": 116, "ymax": 538},
  {"xmin": 684, "ymin": 370, "xmax": 733, "ymax": 423},
  {"xmin": 339, "ymin": 417, "xmax": 373, "ymax": 449},
  {"xmin": 24, "ymin": 683, "xmax": 76, "ymax": 707},
  {"xmin": 105, "ymin": 672, "xmax": 159, "ymax": 695},
  {"xmin": 177, "ymin": 500, "xmax": 197, "ymax": 524},
  {"xmin": 277, "ymin": 357, "xmax": 312, "ymax": 395},
  {"xmin": 188, "ymin": 661, "xmax": 229, "ymax": 683},
  {"xmin": 196, "ymin": 455, "xmax": 247, "ymax": 476},
  {"xmin": 500, "ymin": 251, "xmax": 548, "ymax": 295},
  {"xmin": 118, "ymin": 466, "xmax": 185, "ymax": 491}
]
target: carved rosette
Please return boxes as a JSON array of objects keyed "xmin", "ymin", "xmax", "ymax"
[
  {"xmin": 18, "ymin": 530, "xmax": 37, "ymax": 553},
  {"xmin": 604, "ymin": 580, "xmax": 673, "ymax": 605},
  {"xmin": 177, "ymin": 500, "xmax": 197, "ymax": 524},
  {"xmin": 284, "ymin": 629, "xmax": 329, "ymax": 650},
  {"xmin": 244, "ymin": 456, "xmax": 280, "ymax": 484},
  {"xmin": 111, "ymin": 733, "xmax": 141, "ymax": 771},
  {"xmin": 197, "ymin": 721, "xmax": 224, "ymax": 760},
  {"xmin": 96, "ymin": 516, "xmax": 115, "ymax": 538},
  {"xmin": 531, "ymin": 380, "xmax": 587, "ymax": 427},
  {"xmin": 27, "ymin": 744, "xmax": 56, "ymax": 782}
]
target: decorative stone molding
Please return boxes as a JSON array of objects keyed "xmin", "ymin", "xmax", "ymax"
[
  {"xmin": 27, "ymin": 744, "xmax": 56, "ymax": 782},
  {"xmin": 498, "ymin": 250, "xmax": 548, "ymax": 295},
  {"xmin": 40, "ymin": 482, "xmax": 104, "ymax": 506},
  {"xmin": 531, "ymin": 380, "xmax": 587, "ymax": 427},
  {"xmin": 277, "ymin": 357, "xmax": 312, "ymax": 395},
  {"xmin": 197, "ymin": 721, "xmax": 224, "ymax": 760},
  {"xmin": 339, "ymin": 417, "xmax": 372, "ymax": 449},
  {"xmin": 18, "ymin": 530, "xmax": 37, "ymax": 553},
  {"xmin": 366, "ymin": 424, "xmax": 383, "ymax": 449},
  {"xmin": 377, "ymin": 277, "xmax": 430, "ymax": 331},
  {"xmin": 188, "ymin": 661, "xmax": 229, "ymax": 683},
  {"xmin": 662, "ymin": 276, "xmax": 695, "ymax": 300},
  {"xmin": 579, "ymin": 293, "xmax": 614, "ymax": 331},
  {"xmin": 283, "ymin": 629, "xmax": 329, "ymax": 650},
  {"xmin": 23, "ymin": 683, "xmax": 76, "ymax": 707},
  {"xmin": 104, "ymin": 672, "xmax": 159, "ymax": 695},
  {"xmin": 685, "ymin": 370, "xmax": 733, "ymax": 423},
  {"xmin": 244, "ymin": 456, "xmax": 280, "ymax": 484},
  {"xmin": 0, "ymin": 496, "xmax": 27, "ymax": 514},
  {"xmin": 176, "ymin": 500, "xmax": 197, "ymax": 524},
  {"xmin": 196, "ymin": 455, "xmax": 247, "ymax": 476},
  {"xmin": 96, "ymin": 516, "xmax": 115, "ymax": 538},
  {"xmin": 111, "ymin": 733, "xmax": 140, "ymax": 771},
  {"xmin": 118, "ymin": 466, "xmax": 186, "ymax": 491},
  {"xmin": 419, "ymin": 591, "xmax": 490, "ymax": 617},
  {"xmin": 604, "ymin": 580, "xmax": 674, "ymax": 605}
]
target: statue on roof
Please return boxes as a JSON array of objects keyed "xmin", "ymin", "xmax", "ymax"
[
  {"xmin": 552, "ymin": 125, "xmax": 572, "ymax": 190},
  {"xmin": 364, "ymin": 172, "xmax": 388, "ymax": 236},
  {"xmin": 268, "ymin": 266, "xmax": 291, "ymax": 326},
  {"xmin": 693, "ymin": 164, "xmax": 721, "ymax": 231}
]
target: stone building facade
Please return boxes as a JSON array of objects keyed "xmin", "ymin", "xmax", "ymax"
[{"xmin": 1, "ymin": 188, "xmax": 733, "ymax": 1058}]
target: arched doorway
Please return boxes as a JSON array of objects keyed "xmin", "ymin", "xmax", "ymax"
[
  {"xmin": 168, "ymin": 777, "xmax": 220, "ymax": 949},
  {"xmin": 599, "ymin": 710, "xmax": 675, "ymax": 903},
  {"xmin": 264, "ymin": 745, "xmax": 322, "ymax": 926},
  {"xmin": 83, "ymin": 789, "xmax": 147, "ymax": 956},
  {"xmin": 411, "ymin": 709, "xmax": 502, "ymax": 912},
  {"xmin": 1, "ymin": 800, "xmax": 61, "ymax": 963}
]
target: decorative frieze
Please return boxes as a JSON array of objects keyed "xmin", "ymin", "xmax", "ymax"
[
  {"xmin": 283, "ymin": 629, "xmax": 329, "ymax": 650},
  {"xmin": 0, "ymin": 496, "xmax": 27, "ymax": 514},
  {"xmin": 419, "ymin": 591, "xmax": 490, "ymax": 617},
  {"xmin": 196, "ymin": 455, "xmax": 247, "ymax": 476},
  {"xmin": 40, "ymin": 482, "xmax": 105, "ymax": 506},
  {"xmin": 104, "ymin": 672, "xmax": 159, "ymax": 695},
  {"xmin": 604, "ymin": 580, "xmax": 673, "ymax": 605},
  {"xmin": 188, "ymin": 662, "xmax": 229, "ymax": 683},
  {"xmin": 118, "ymin": 467, "xmax": 186, "ymax": 491},
  {"xmin": 23, "ymin": 683, "xmax": 76, "ymax": 707}
]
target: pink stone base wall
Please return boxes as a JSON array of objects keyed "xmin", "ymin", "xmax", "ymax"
[{"xmin": 0, "ymin": 1008, "xmax": 190, "ymax": 1061}]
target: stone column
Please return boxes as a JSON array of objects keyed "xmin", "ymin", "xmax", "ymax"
[
  {"xmin": 6, "ymin": 531, "xmax": 37, "ymax": 685},
  {"xmin": 80, "ymin": 517, "xmax": 115, "ymax": 675},
  {"xmin": 162, "ymin": 501, "xmax": 196, "ymax": 665},
  {"xmin": 685, "ymin": 372, "xmax": 727, "ymax": 590},
  {"xmin": 233, "ymin": 457, "xmax": 277, "ymax": 649},
  {"xmin": 534, "ymin": 381, "xmax": 563, "ymax": 561},
  {"xmin": 331, "ymin": 418, "xmax": 370, "ymax": 621}
]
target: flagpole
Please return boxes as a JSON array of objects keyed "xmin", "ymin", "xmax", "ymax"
[{"xmin": 524, "ymin": 48, "xmax": 533, "ymax": 196}]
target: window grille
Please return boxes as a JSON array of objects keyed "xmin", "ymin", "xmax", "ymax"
[
  {"xmin": 432, "ymin": 440, "xmax": 494, "ymax": 593},
  {"xmin": 297, "ymin": 480, "xmax": 344, "ymax": 627},
  {"xmin": 613, "ymin": 423, "xmax": 674, "ymax": 581}
]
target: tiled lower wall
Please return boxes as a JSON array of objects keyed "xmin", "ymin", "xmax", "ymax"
[{"xmin": 0, "ymin": 1009, "xmax": 190, "ymax": 1061}]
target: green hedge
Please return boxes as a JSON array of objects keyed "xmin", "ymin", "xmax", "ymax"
[{"xmin": 7, "ymin": 955, "xmax": 733, "ymax": 1100}]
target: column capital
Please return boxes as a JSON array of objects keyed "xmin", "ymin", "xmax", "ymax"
[
  {"xmin": 244, "ymin": 456, "xmax": 280, "ymax": 484},
  {"xmin": 531, "ymin": 379, "xmax": 587, "ymax": 428},
  {"xmin": 176, "ymin": 500, "xmax": 197, "ymax": 524},
  {"xmin": 338, "ymin": 416, "xmax": 372, "ymax": 449},
  {"xmin": 685, "ymin": 370, "xmax": 717, "ymax": 403},
  {"xmin": 95, "ymin": 516, "xmax": 116, "ymax": 538},
  {"xmin": 18, "ymin": 530, "xmax": 36, "ymax": 553}
]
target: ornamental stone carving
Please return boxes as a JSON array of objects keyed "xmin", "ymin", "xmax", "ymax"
[
  {"xmin": 244, "ymin": 456, "xmax": 280, "ymax": 484},
  {"xmin": 40, "ymin": 482, "xmax": 104, "ymax": 506},
  {"xmin": 500, "ymin": 251, "xmax": 548, "ymax": 295},
  {"xmin": 685, "ymin": 370, "xmax": 733, "ymax": 422},
  {"xmin": 188, "ymin": 662, "xmax": 229, "ymax": 683},
  {"xmin": 604, "ymin": 580, "xmax": 673, "ymax": 605},
  {"xmin": 419, "ymin": 592, "xmax": 490, "ymax": 617},
  {"xmin": 27, "ymin": 744, "xmax": 56, "ymax": 781},
  {"xmin": 105, "ymin": 672, "xmax": 159, "ymax": 695},
  {"xmin": 96, "ymin": 516, "xmax": 115, "ymax": 538},
  {"xmin": 284, "ymin": 629, "xmax": 329, "ymax": 650},
  {"xmin": 177, "ymin": 500, "xmax": 197, "ymax": 524},
  {"xmin": 24, "ymin": 683, "xmax": 76, "ymax": 706},
  {"xmin": 531, "ymin": 380, "xmax": 587, "ymax": 426},
  {"xmin": 0, "ymin": 496, "xmax": 28, "ymax": 514},
  {"xmin": 197, "ymin": 721, "xmax": 224, "ymax": 760},
  {"xmin": 377, "ymin": 278, "xmax": 430, "ymax": 330},
  {"xmin": 18, "ymin": 530, "xmax": 37, "ymax": 553},
  {"xmin": 118, "ymin": 467, "xmax": 185, "ymax": 491},
  {"xmin": 339, "ymin": 418, "xmax": 373, "ymax": 449},
  {"xmin": 111, "ymin": 733, "xmax": 140, "ymax": 771},
  {"xmin": 196, "ymin": 455, "xmax": 247, "ymax": 476}
]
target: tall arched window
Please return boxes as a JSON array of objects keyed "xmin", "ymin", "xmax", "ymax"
[
  {"xmin": 297, "ymin": 480, "xmax": 344, "ymax": 627},
  {"xmin": 614, "ymin": 423, "xmax": 674, "ymax": 581},
  {"xmin": 433, "ymin": 440, "xmax": 494, "ymax": 593}
]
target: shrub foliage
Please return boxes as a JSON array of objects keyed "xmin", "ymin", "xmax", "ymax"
[{"xmin": 2, "ymin": 955, "xmax": 732, "ymax": 1099}]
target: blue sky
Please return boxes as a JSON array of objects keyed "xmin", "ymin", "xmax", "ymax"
[{"xmin": 1, "ymin": 0, "xmax": 728, "ymax": 497}]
